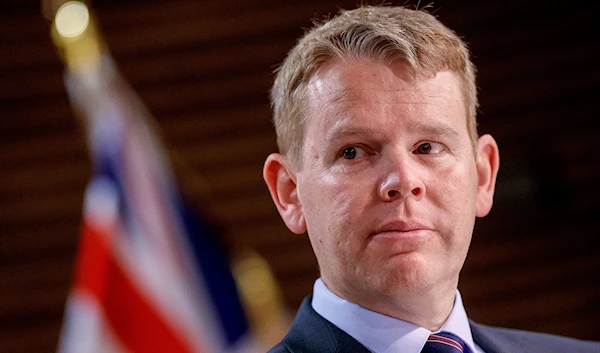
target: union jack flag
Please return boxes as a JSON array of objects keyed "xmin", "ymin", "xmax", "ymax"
[{"xmin": 57, "ymin": 56, "xmax": 252, "ymax": 353}]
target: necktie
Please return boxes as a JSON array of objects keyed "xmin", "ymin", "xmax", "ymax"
[{"xmin": 421, "ymin": 331, "xmax": 473, "ymax": 353}]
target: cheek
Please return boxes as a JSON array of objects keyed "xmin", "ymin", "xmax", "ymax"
[
  {"xmin": 433, "ymin": 162, "xmax": 477, "ymax": 204},
  {"xmin": 303, "ymin": 175, "xmax": 369, "ymax": 250},
  {"xmin": 428, "ymin": 164, "xmax": 478, "ymax": 237},
  {"xmin": 323, "ymin": 181, "xmax": 361, "ymax": 236}
]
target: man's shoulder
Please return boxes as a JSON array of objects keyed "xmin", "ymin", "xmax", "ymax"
[
  {"xmin": 471, "ymin": 321, "xmax": 600, "ymax": 353},
  {"xmin": 267, "ymin": 296, "xmax": 370, "ymax": 353},
  {"xmin": 267, "ymin": 296, "xmax": 599, "ymax": 353},
  {"xmin": 267, "ymin": 342, "xmax": 292, "ymax": 353}
]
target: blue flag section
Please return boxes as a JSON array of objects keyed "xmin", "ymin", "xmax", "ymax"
[{"xmin": 179, "ymin": 203, "xmax": 249, "ymax": 345}]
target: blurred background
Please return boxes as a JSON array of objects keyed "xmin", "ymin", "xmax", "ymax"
[{"xmin": 0, "ymin": 0, "xmax": 598, "ymax": 352}]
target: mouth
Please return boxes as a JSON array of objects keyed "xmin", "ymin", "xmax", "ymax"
[{"xmin": 371, "ymin": 220, "xmax": 432, "ymax": 239}]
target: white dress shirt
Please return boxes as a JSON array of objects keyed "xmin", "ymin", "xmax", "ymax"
[{"xmin": 311, "ymin": 278, "xmax": 484, "ymax": 353}]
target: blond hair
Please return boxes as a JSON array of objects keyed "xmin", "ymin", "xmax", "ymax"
[{"xmin": 270, "ymin": 5, "xmax": 478, "ymax": 167}]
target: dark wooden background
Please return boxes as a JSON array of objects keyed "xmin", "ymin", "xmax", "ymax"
[{"xmin": 0, "ymin": 0, "xmax": 598, "ymax": 352}]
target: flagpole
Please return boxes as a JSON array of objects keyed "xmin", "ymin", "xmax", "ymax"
[
  {"xmin": 51, "ymin": 1, "xmax": 102, "ymax": 76},
  {"xmin": 50, "ymin": 3, "xmax": 290, "ymax": 351}
]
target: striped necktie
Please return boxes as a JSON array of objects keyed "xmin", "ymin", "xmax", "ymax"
[{"xmin": 421, "ymin": 332, "xmax": 474, "ymax": 353}]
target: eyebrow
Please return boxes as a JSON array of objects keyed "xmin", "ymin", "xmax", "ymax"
[
  {"xmin": 325, "ymin": 126, "xmax": 381, "ymax": 148},
  {"xmin": 325, "ymin": 121, "xmax": 459, "ymax": 146},
  {"xmin": 407, "ymin": 122, "xmax": 460, "ymax": 138}
]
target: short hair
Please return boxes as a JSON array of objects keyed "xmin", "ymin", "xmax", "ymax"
[{"xmin": 270, "ymin": 5, "xmax": 478, "ymax": 167}]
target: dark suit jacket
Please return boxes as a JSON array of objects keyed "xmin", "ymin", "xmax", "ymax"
[{"xmin": 268, "ymin": 296, "xmax": 599, "ymax": 353}]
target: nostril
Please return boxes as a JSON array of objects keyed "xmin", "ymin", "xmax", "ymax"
[
  {"xmin": 388, "ymin": 190, "xmax": 399, "ymax": 197},
  {"xmin": 411, "ymin": 187, "xmax": 421, "ymax": 196}
]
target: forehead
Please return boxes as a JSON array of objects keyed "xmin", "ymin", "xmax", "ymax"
[{"xmin": 303, "ymin": 58, "xmax": 468, "ymax": 137}]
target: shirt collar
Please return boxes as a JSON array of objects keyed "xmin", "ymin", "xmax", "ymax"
[{"xmin": 311, "ymin": 278, "xmax": 478, "ymax": 353}]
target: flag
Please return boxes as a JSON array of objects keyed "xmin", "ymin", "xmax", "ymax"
[{"xmin": 56, "ymin": 49, "xmax": 252, "ymax": 353}]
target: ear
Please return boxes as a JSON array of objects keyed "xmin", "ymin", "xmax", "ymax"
[
  {"xmin": 475, "ymin": 134, "xmax": 500, "ymax": 218},
  {"xmin": 263, "ymin": 153, "xmax": 306, "ymax": 234}
]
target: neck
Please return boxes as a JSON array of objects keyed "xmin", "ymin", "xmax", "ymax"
[
  {"xmin": 329, "ymin": 279, "xmax": 458, "ymax": 331},
  {"xmin": 384, "ymin": 287, "xmax": 457, "ymax": 331}
]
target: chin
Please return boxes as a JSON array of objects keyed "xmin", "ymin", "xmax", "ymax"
[{"xmin": 380, "ymin": 259, "xmax": 438, "ymax": 292}]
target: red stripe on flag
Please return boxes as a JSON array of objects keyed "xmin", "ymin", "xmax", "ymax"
[
  {"xmin": 73, "ymin": 221, "xmax": 113, "ymax": 299},
  {"xmin": 74, "ymin": 221, "xmax": 201, "ymax": 353}
]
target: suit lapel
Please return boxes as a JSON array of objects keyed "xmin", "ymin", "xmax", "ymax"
[
  {"xmin": 470, "ymin": 320, "xmax": 510, "ymax": 353},
  {"xmin": 282, "ymin": 296, "xmax": 371, "ymax": 353}
]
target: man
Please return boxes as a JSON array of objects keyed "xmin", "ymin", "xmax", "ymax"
[{"xmin": 262, "ymin": 5, "xmax": 598, "ymax": 353}]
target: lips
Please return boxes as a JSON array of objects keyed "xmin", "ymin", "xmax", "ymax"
[{"xmin": 371, "ymin": 220, "xmax": 432, "ymax": 237}]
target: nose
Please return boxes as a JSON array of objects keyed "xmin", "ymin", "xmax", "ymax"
[{"xmin": 378, "ymin": 153, "xmax": 426, "ymax": 202}]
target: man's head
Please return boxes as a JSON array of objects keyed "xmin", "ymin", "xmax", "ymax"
[
  {"xmin": 264, "ymin": 5, "xmax": 499, "ymax": 329},
  {"xmin": 271, "ymin": 5, "xmax": 478, "ymax": 168}
]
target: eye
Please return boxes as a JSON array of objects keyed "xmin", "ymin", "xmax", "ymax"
[
  {"xmin": 415, "ymin": 142, "xmax": 444, "ymax": 155},
  {"xmin": 342, "ymin": 146, "xmax": 357, "ymax": 159},
  {"xmin": 340, "ymin": 146, "xmax": 368, "ymax": 160}
]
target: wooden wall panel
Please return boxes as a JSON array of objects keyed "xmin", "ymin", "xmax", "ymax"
[{"xmin": 0, "ymin": 0, "xmax": 598, "ymax": 352}]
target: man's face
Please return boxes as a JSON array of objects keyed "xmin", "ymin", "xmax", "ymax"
[{"xmin": 289, "ymin": 58, "xmax": 495, "ymax": 315}]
